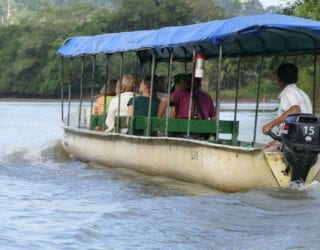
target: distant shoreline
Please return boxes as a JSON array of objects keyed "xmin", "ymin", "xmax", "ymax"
[
  {"xmin": 0, "ymin": 97, "xmax": 278, "ymax": 103},
  {"xmin": 0, "ymin": 97, "xmax": 61, "ymax": 102}
]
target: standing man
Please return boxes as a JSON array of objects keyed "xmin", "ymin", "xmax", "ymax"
[{"xmin": 262, "ymin": 63, "xmax": 312, "ymax": 148}]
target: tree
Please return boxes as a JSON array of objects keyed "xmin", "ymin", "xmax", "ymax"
[
  {"xmin": 185, "ymin": 0, "xmax": 226, "ymax": 22},
  {"xmin": 283, "ymin": 0, "xmax": 320, "ymax": 20},
  {"xmin": 103, "ymin": 0, "xmax": 195, "ymax": 33}
]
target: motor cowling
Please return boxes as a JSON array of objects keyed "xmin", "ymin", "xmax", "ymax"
[{"xmin": 279, "ymin": 113, "xmax": 320, "ymax": 181}]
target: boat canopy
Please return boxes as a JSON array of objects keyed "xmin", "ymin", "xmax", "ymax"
[{"xmin": 57, "ymin": 14, "xmax": 320, "ymax": 60}]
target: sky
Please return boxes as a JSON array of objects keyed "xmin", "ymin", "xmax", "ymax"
[{"xmin": 259, "ymin": 0, "xmax": 294, "ymax": 7}]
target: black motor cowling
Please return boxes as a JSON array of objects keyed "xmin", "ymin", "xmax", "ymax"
[{"xmin": 269, "ymin": 113, "xmax": 320, "ymax": 182}]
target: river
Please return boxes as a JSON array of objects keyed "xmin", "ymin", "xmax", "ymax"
[{"xmin": 1, "ymin": 100, "xmax": 320, "ymax": 250}]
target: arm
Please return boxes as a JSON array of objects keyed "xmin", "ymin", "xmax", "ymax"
[
  {"xmin": 157, "ymin": 95, "xmax": 174, "ymax": 117},
  {"xmin": 262, "ymin": 105, "xmax": 301, "ymax": 135},
  {"xmin": 210, "ymin": 104, "xmax": 216, "ymax": 120},
  {"xmin": 127, "ymin": 104, "xmax": 133, "ymax": 126},
  {"xmin": 209, "ymin": 96, "xmax": 216, "ymax": 119}
]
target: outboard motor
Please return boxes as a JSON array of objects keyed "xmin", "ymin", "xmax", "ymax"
[{"xmin": 269, "ymin": 113, "xmax": 320, "ymax": 182}]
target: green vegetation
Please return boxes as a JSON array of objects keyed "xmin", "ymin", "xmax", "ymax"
[{"xmin": 0, "ymin": 0, "xmax": 317, "ymax": 100}]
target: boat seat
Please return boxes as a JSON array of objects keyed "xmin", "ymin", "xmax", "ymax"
[
  {"xmin": 89, "ymin": 114, "xmax": 106, "ymax": 130},
  {"xmin": 126, "ymin": 116, "xmax": 239, "ymax": 145}
]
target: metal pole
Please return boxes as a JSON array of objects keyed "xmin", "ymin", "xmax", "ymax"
[
  {"xmin": 234, "ymin": 56, "xmax": 241, "ymax": 123},
  {"xmin": 67, "ymin": 58, "xmax": 73, "ymax": 126},
  {"xmin": 182, "ymin": 47, "xmax": 188, "ymax": 74},
  {"xmin": 187, "ymin": 47, "xmax": 196, "ymax": 138},
  {"xmin": 231, "ymin": 56, "xmax": 242, "ymax": 145},
  {"xmin": 253, "ymin": 55, "xmax": 264, "ymax": 144},
  {"xmin": 215, "ymin": 45, "xmax": 223, "ymax": 141},
  {"xmin": 165, "ymin": 48, "xmax": 174, "ymax": 136},
  {"xmin": 313, "ymin": 54, "xmax": 317, "ymax": 114},
  {"xmin": 116, "ymin": 52, "xmax": 124, "ymax": 133},
  {"xmin": 129, "ymin": 53, "xmax": 139, "ymax": 134},
  {"xmin": 146, "ymin": 51, "xmax": 156, "ymax": 136},
  {"xmin": 60, "ymin": 57, "xmax": 64, "ymax": 122},
  {"xmin": 78, "ymin": 56, "xmax": 84, "ymax": 128},
  {"xmin": 103, "ymin": 54, "xmax": 110, "ymax": 130},
  {"xmin": 90, "ymin": 55, "xmax": 96, "ymax": 128}
]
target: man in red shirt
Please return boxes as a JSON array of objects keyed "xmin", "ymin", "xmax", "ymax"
[{"xmin": 158, "ymin": 74, "xmax": 215, "ymax": 120}]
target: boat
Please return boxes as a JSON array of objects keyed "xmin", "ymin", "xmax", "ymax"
[{"xmin": 57, "ymin": 14, "xmax": 320, "ymax": 192}]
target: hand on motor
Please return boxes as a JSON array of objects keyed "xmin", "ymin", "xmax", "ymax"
[{"xmin": 262, "ymin": 123, "xmax": 273, "ymax": 135}]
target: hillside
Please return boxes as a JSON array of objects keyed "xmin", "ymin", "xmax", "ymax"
[
  {"xmin": 0, "ymin": 0, "xmax": 285, "ymax": 98},
  {"xmin": 0, "ymin": 0, "xmax": 280, "ymax": 25}
]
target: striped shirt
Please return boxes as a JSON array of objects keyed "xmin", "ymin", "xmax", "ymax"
[
  {"xmin": 278, "ymin": 84, "xmax": 312, "ymax": 116},
  {"xmin": 94, "ymin": 95, "xmax": 115, "ymax": 115}
]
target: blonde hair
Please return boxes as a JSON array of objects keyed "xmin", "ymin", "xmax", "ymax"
[{"xmin": 121, "ymin": 74, "xmax": 136, "ymax": 92}]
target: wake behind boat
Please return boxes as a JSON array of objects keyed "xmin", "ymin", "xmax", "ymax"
[{"xmin": 57, "ymin": 14, "xmax": 320, "ymax": 192}]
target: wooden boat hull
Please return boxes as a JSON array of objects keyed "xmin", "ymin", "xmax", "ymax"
[{"xmin": 62, "ymin": 125, "xmax": 320, "ymax": 192}]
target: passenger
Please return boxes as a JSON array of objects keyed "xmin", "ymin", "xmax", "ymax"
[
  {"xmin": 156, "ymin": 75, "xmax": 169, "ymax": 100},
  {"xmin": 93, "ymin": 79, "xmax": 118, "ymax": 131},
  {"xmin": 262, "ymin": 63, "xmax": 312, "ymax": 150},
  {"xmin": 105, "ymin": 74, "xmax": 136, "ymax": 133},
  {"xmin": 158, "ymin": 74, "xmax": 216, "ymax": 139},
  {"xmin": 127, "ymin": 76, "xmax": 161, "ymax": 135},
  {"xmin": 157, "ymin": 73, "xmax": 188, "ymax": 118},
  {"xmin": 94, "ymin": 79, "xmax": 118, "ymax": 115},
  {"xmin": 158, "ymin": 74, "xmax": 215, "ymax": 120}
]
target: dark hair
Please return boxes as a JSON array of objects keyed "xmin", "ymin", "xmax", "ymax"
[
  {"xmin": 143, "ymin": 75, "xmax": 158, "ymax": 100},
  {"xmin": 277, "ymin": 63, "xmax": 298, "ymax": 84},
  {"xmin": 155, "ymin": 76, "xmax": 168, "ymax": 93},
  {"xmin": 106, "ymin": 79, "xmax": 118, "ymax": 96},
  {"xmin": 174, "ymin": 74, "xmax": 187, "ymax": 84},
  {"xmin": 186, "ymin": 73, "xmax": 201, "ymax": 90}
]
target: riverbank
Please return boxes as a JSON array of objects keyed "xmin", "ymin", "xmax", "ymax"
[
  {"xmin": 0, "ymin": 97, "xmax": 278, "ymax": 103},
  {"xmin": 0, "ymin": 97, "xmax": 61, "ymax": 102}
]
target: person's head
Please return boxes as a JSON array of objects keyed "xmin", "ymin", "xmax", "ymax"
[
  {"xmin": 185, "ymin": 73, "xmax": 201, "ymax": 90},
  {"xmin": 139, "ymin": 76, "xmax": 158, "ymax": 99},
  {"xmin": 105, "ymin": 79, "xmax": 118, "ymax": 96},
  {"xmin": 155, "ymin": 76, "xmax": 168, "ymax": 93},
  {"xmin": 121, "ymin": 74, "xmax": 136, "ymax": 92},
  {"xmin": 100, "ymin": 84, "xmax": 107, "ymax": 95},
  {"xmin": 173, "ymin": 74, "xmax": 188, "ymax": 91},
  {"xmin": 139, "ymin": 76, "xmax": 151, "ymax": 93},
  {"xmin": 277, "ymin": 63, "xmax": 298, "ymax": 87}
]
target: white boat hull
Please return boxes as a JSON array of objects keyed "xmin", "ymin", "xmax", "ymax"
[{"xmin": 62, "ymin": 125, "xmax": 320, "ymax": 192}]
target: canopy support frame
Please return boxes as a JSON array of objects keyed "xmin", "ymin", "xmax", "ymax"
[
  {"xmin": 116, "ymin": 52, "xmax": 124, "ymax": 133},
  {"xmin": 78, "ymin": 56, "xmax": 85, "ymax": 128}
]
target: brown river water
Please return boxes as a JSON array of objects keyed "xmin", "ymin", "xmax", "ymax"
[{"xmin": 1, "ymin": 100, "xmax": 320, "ymax": 249}]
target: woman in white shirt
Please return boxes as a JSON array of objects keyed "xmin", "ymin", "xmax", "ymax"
[{"xmin": 105, "ymin": 74, "xmax": 136, "ymax": 133}]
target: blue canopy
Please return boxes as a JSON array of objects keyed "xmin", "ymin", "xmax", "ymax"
[{"xmin": 57, "ymin": 14, "xmax": 320, "ymax": 60}]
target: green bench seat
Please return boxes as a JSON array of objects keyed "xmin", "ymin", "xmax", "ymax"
[
  {"xmin": 90, "ymin": 115, "xmax": 239, "ymax": 145},
  {"xmin": 90, "ymin": 114, "xmax": 106, "ymax": 130},
  {"xmin": 114, "ymin": 116, "xmax": 239, "ymax": 145}
]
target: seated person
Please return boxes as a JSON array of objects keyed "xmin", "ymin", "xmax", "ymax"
[
  {"xmin": 155, "ymin": 75, "xmax": 169, "ymax": 100},
  {"xmin": 105, "ymin": 74, "xmax": 136, "ymax": 133},
  {"xmin": 158, "ymin": 74, "xmax": 216, "ymax": 139},
  {"xmin": 158, "ymin": 74, "xmax": 215, "ymax": 119},
  {"xmin": 262, "ymin": 63, "xmax": 312, "ymax": 151},
  {"xmin": 127, "ymin": 76, "xmax": 161, "ymax": 135},
  {"xmin": 93, "ymin": 79, "xmax": 117, "ymax": 131},
  {"xmin": 157, "ymin": 73, "xmax": 188, "ymax": 118},
  {"xmin": 94, "ymin": 79, "xmax": 118, "ymax": 115}
]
